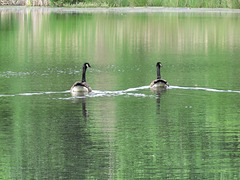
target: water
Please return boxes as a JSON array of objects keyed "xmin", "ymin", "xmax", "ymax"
[{"xmin": 0, "ymin": 7, "xmax": 240, "ymax": 179}]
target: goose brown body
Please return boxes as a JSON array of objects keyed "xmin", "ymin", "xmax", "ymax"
[
  {"xmin": 150, "ymin": 79, "xmax": 169, "ymax": 88},
  {"xmin": 71, "ymin": 81, "xmax": 92, "ymax": 93}
]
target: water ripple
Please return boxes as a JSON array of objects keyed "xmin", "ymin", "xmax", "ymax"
[
  {"xmin": 88, "ymin": 88, "xmax": 153, "ymax": 98},
  {"xmin": 169, "ymin": 86, "xmax": 240, "ymax": 93},
  {"xmin": 0, "ymin": 85, "xmax": 239, "ymax": 98},
  {"xmin": 0, "ymin": 91, "xmax": 69, "ymax": 97}
]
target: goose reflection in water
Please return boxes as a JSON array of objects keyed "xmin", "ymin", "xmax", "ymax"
[
  {"xmin": 150, "ymin": 84, "xmax": 170, "ymax": 116},
  {"xmin": 71, "ymin": 95, "xmax": 88, "ymax": 118},
  {"xmin": 151, "ymin": 87, "xmax": 165, "ymax": 113}
]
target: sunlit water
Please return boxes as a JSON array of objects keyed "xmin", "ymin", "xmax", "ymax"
[{"xmin": 0, "ymin": 7, "xmax": 240, "ymax": 179}]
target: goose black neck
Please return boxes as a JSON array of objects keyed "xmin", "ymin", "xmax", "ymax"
[
  {"xmin": 82, "ymin": 66, "xmax": 87, "ymax": 82},
  {"xmin": 157, "ymin": 65, "xmax": 161, "ymax": 79}
]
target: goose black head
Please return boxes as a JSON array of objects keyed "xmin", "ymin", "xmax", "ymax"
[
  {"xmin": 84, "ymin": 63, "xmax": 91, "ymax": 69},
  {"xmin": 156, "ymin": 62, "xmax": 162, "ymax": 67}
]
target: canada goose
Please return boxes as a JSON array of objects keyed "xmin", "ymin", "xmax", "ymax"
[
  {"xmin": 71, "ymin": 63, "xmax": 92, "ymax": 93},
  {"xmin": 150, "ymin": 62, "xmax": 169, "ymax": 88}
]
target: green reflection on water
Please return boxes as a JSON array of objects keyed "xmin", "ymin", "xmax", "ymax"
[{"xmin": 0, "ymin": 8, "xmax": 240, "ymax": 179}]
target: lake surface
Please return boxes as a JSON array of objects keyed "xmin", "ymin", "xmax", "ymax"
[{"xmin": 0, "ymin": 7, "xmax": 240, "ymax": 179}]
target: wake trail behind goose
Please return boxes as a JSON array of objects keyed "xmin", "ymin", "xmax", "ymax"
[
  {"xmin": 0, "ymin": 85, "xmax": 239, "ymax": 98},
  {"xmin": 169, "ymin": 86, "xmax": 240, "ymax": 93}
]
